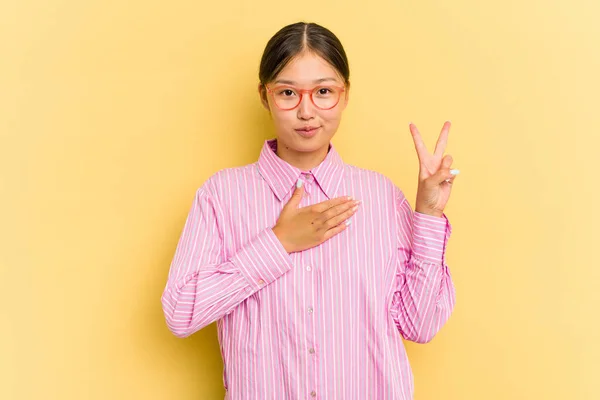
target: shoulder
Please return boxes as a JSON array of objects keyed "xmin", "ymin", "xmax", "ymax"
[
  {"xmin": 196, "ymin": 162, "xmax": 259, "ymax": 198},
  {"xmin": 344, "ymin": 163, "xmax": 407, "ymax": 202}
]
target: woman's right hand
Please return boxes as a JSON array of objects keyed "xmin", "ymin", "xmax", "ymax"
[{"xmin": 272, "ymin": 180, "xmax": 361, "ymax": 253}]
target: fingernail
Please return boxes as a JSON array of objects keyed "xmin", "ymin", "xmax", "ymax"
[
  {"xmin": 296, "ymin": 179, "xmax": 304, "ymax": 188},
  {"xmin": 450, "ymin": 169, "xmax": 460, "ymax": 175},
  {"xmin": 348, "ymin": 196, "xmax": 353, "ymax": 201},
  {"xmin": 346, "ymin": 219, "xmax": 352, "ymax": 226},
  {"xmin": 352, "ymin": 205, "xmax": 359, "ymax": 212}
]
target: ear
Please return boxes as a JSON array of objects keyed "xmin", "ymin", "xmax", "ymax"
[
  {"xmin": 342, "ymin": 81, "xmax": 350, "ymax": 109},
  {"xmin": 258, "ymin": 83, "xmax": 270, "ymax": 111}
]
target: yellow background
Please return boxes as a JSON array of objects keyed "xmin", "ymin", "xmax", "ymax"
[{"xmin": 2, "ymin": 0, "xmax": 599, "ymax": 399}]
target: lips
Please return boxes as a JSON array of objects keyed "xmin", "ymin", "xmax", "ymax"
[{"xmin": 295, "ymin": 126, "xmax": 321, "ymax": 138}]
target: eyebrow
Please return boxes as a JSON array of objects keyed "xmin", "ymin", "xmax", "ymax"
[{"xmin": 273, "ymin": 77, "xmax": 339, "ymax": 85}]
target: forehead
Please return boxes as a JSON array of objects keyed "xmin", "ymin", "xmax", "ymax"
[{"xmin": 275, "ymin": 52, "xmax": 342, "ymax": 85}]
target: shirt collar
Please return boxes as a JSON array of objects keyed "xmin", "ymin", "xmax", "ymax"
[{"xmin": 257, "ymin": 139, "xmax": 346, "ymax": 202}]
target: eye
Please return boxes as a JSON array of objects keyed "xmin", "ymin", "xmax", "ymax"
[
  {"xmin": 278, "ymin": 89, "xmax": 296, "ymax": 97},
  {"xmin": 318, "ymin": 88, "xmax": 331, "ymax": 95}
]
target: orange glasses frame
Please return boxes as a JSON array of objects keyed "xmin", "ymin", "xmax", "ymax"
[{"xmin": 265, "ymin": 85, "xmax": 346, "ymax": 111}]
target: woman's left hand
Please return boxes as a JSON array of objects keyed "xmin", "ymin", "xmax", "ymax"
[{"xmin": 409, "ymin": 121, "xmax": 459, "ymax": 218}]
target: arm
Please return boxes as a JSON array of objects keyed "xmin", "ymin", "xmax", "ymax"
[
  {"xmin": 161, "ymin": 186, "xmax": 294, "ymax": 338},
  {"xmin": 389, "ymin": 188, "xmax": 456, "ymax": 344}
]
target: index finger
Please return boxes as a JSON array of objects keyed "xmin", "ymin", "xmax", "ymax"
[
  {"xmin": 310, "ymin": 195, "xmax": 354, "ymax": 213},
  {"xmin": 409, "ymin": 123, "xmax": 429, "ymax": 162}
]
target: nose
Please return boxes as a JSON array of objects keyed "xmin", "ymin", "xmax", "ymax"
[{"xmin": 297, "ymin": 93, "xmax": 315, "ymax": 120}]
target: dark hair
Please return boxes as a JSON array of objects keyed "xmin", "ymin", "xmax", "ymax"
[{"xmin": 259, "ymin": 22, "xmax": 350, "ymax": 86}]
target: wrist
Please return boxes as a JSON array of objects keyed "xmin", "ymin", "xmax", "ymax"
[
  {"xmin": 272, "ymin": 225, "xmax": 293, "ymax": 253},
  {"xmin": 415, "ymin": 207, "xmax": 444, "ymax": 218}
]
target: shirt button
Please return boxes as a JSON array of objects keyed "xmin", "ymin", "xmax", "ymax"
[
  {"xmin": 306, "ymin": 266, "xmax": 312, "ymax": 271},
  {"xmin": 311, "ymin": 390, "xmax": 316, "ymax": 397},
  {"xmin": 309, "ymin": 348, "xmax": 315, "ymax": 354},
  {"xmin": 308, "ymin": 176, "xmax": 315, "ymax": 183},
  {"xmin": 308, "ymin": 307, "xmax": 313, "ymax": 314}
]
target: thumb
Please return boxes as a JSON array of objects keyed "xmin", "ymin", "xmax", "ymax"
[{"xmin": 285, "ymin": 179, "xmax": 305, "ymax": 209}]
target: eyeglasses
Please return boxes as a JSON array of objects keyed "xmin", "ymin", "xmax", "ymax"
[{"xmin": 265, "ymin": 84, "xmax": 346, "ymax": 111}]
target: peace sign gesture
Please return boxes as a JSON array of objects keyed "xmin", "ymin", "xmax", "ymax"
[{"xmin": 409, "ymin": 121, "xmax": 459, "ymax": 218}]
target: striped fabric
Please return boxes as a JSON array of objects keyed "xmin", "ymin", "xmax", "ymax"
[{"xmin": 161, "ymin": 139, "xmax": 456, "ymax": 399}]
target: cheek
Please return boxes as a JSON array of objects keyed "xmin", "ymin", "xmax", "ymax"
[
  {"xmin": 271, "ymin": 110, "xmax": 295, "ymax": 128},
  {"xmin": 274, "ymin": 108, "xmax": 290, "ymax": 120},
  {"xmin": 318, "ymin": 109, "xmax": 343, "ymax": 125}
]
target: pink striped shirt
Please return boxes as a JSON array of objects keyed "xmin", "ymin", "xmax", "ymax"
[{"xmin": 161, "ymin": 139, "xmax": 456, "ymax": 399}]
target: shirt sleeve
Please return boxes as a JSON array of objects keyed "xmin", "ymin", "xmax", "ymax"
[
  {"xmin": 388, "ymin": 187, "xmax": 456, "ymax": 343},
  {"xmin": 161, "ymin": 186, "xmax": 294, "ymax": 338}
]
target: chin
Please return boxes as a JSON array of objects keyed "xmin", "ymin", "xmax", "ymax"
[{"xmin": 291, "ymin": 135, "xmax": 332, "ymax": 153}]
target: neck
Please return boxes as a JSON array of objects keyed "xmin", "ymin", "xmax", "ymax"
[{"xmin": 275, "ymin": 140, "xmax": 330, "ymax": 171}]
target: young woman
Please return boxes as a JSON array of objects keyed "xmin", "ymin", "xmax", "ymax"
[{"xmin": 162, "ymin": 21, "xmax": 458, "ymax": 400}]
